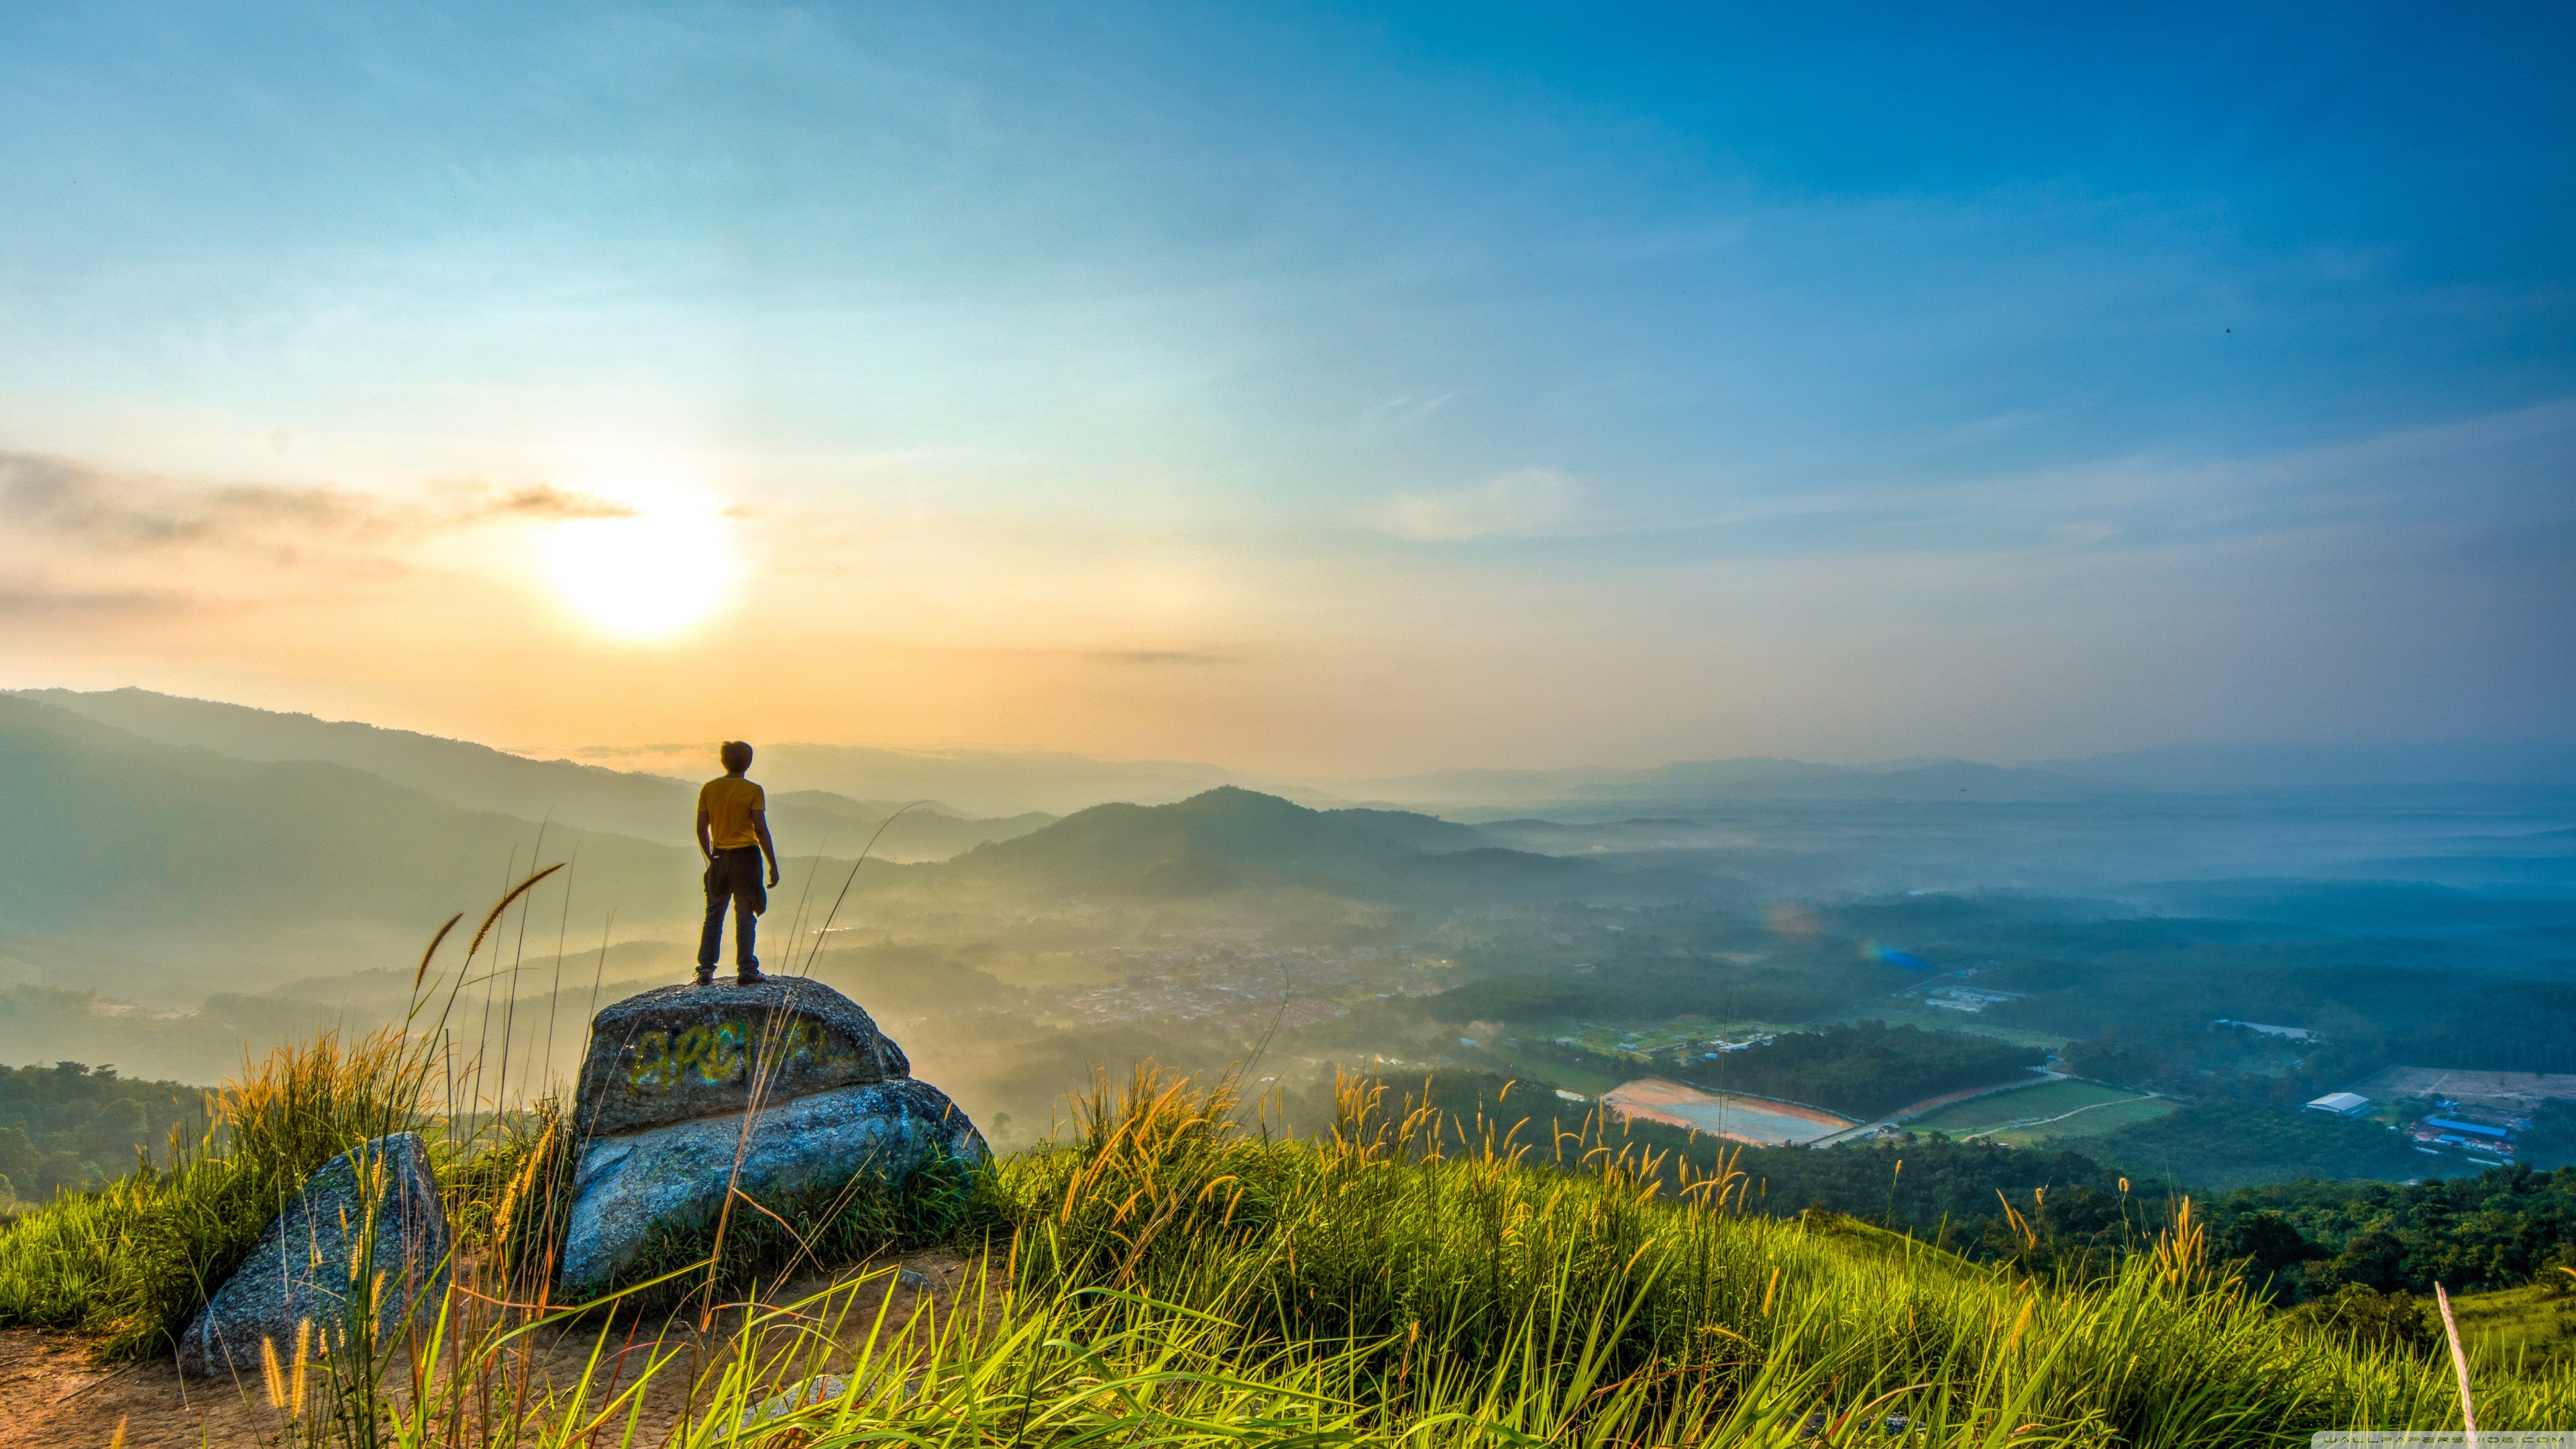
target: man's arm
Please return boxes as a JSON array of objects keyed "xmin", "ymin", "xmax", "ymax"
[
  {"xmin": 696, "ymin": 802, "xmax": 715, "ymax": 861},
  {"xmin": 751, "ymin": 810, "xmax": 781, "ymax": 888}
]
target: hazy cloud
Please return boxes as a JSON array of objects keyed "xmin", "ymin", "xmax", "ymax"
[
  {"xmin": 999, "ymin": 647, "xmax": 1242, "ymax": 667},
  {"xmin": 1, "ymin": 452, "xmax": 367, "ymax": 549},
  {"xmin": 441, "ymin": 482, "xmax": 639, "ymax": 525},
  {"xmin": 0, "ymin": 451, "xmax": 635, "ymax": 559},
  {"xmin": 1086, "ymin": 649, "xmax": 1238, "ymax": 667},
  {"xmin": 0, "ymin": 583, "xmax": 186, "ymax": 616},
  {"xmin": 1362, "ymin": 468, "xmax": 1587, "ymax": 541}
]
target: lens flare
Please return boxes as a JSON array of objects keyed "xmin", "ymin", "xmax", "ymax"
[
  {"xmin": 543, "ymin": 493, "xmax": 734, "ymax": 639},
  {"xmin": 1860, "ymin": 938, "xmax": 1932, "ymax": 969}
]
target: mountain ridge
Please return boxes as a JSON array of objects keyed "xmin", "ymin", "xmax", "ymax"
[
  {"xmin": 928, "ymin": 786, "xmax": 1604, "ymax": 902},
  {"xmin": 0, "ymin": 700, "xmax": 1651, "ymax": 984},
  {"xmin": 14, "ymin": 688, "xmax": 1053, "ymax": 859}
]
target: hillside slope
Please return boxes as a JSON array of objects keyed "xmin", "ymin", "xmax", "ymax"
[
  {"xmin": 15, "ymin": 688, "xmax": 1053, "ymax": 859},
  {"xmin": 0, "ymin": 694, "xmax": 695, "ymax": 946}
]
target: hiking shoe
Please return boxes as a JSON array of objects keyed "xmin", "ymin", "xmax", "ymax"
[
  {"xmin": 694, "ymin": 969, "xmax": 717, "ymax": 987},
  {"xmin": 735, "ymin": 968, "xmax": 769, "ymax": 986}
]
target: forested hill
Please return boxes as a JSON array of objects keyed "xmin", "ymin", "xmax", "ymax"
[{"xmin": 934, "ymin": 786, "xmax": 1607, "ymax": 902}]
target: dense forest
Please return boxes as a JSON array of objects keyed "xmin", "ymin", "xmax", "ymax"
[
  {"xmin": 2058, "ymin": 1020, "xmax": 2383, "ymax": 1109},
  {"xmin": 2080, "ymin": 1100, "xmax": 2436, "ymax": 1190},
  {"xmin": 2527, "ymin": 1102, "xmax": 2576, "ymax": 1168},
  {"xmin": 2214, "ymin": 1167, "xmax": 2576, "ymax": 1299},
  {"xmin": 1648, "ymin": 1021, "xmax": 2045, "ymax": 1120},
  {"xmin": 0, "ymin": 1061, "xmax": 205, "ymax": 1205}
]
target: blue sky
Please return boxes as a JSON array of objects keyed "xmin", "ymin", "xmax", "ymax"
[{"xmin": 1, "ymin": 3, "xmax": 2569, "ymax": 771}]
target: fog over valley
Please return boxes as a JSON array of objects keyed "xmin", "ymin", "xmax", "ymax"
[{"xmin": 5, "ymin": 687, "xmax": 2569, "ymax": 1200}]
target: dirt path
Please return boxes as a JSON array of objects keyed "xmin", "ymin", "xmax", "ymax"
[
  {"xmin": 0, "ymin": 1249, "xmax": 983, "ymax": 1449},
  {"xmin": 0, "ymin": 1327, "xmax": 272, "ymax": 1449}
]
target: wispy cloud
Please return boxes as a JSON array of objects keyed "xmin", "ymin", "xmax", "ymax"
[
  {"xmin": 1374, "ymin": 390, "xmax": 1466, "ymax": 423},
  {"xmin": 1362, "ymin": 468, "xmax": 1587, "ymax": 541},
  {"xmin": 0, "ymin": 451, "xmax": 635, "ymax": 560},
  {"xmin": 1084, "ymin": 649, "xmax": 1238, "ymax": 667},
  {"xmin": 0, "ymin": 584, "xmax": 185, "ymax": 616}
]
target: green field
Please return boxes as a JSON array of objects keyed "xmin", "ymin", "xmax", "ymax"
[
  {"xmin": 1911, "ymin": 1077, "xmax": 2175, "ymax": 1145},
  {"xmin": 2453, "ymin": 1281, "xmax": 2576, "ymax": 1370}
]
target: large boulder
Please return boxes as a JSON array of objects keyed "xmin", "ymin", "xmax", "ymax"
[
  {"xmin": 178, "ymin": 1132, "xmax": 449, "ymax": 1377},
  {"xmin": 557, "ymin": 1079, "xmax": 985, "ymax": 1292},
  {"xmin": 559, "ymin": 979, "xmax": 983, "ymax": 1296},
  {"xmin": 574, "ymin": 979, "xmax": 912, "ymax": 1137}
]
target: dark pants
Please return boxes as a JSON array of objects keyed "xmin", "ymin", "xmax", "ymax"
[{"xmin": 698, "ymin": 847, "xmax": 768, "ymax": 971}]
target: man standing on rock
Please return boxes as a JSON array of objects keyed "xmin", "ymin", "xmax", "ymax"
[{"xmin": 696, "ymin": 740, "xmax": 780, "ymax": 987}]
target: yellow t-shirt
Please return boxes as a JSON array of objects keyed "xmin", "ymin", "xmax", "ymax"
[{"xmin": 698, "ymin": 776, "xmax": 766, "ymax": 850}]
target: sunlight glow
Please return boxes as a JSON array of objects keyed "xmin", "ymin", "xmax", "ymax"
[{"xmin": 541, "ymin": 492, "xmax": 735, "ymax": 639}]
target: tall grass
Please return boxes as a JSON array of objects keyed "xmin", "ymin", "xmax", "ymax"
[
  {"xmin": 0, "ymin": 867, "xmax": 566, "ymax": 1361},
  {"xmin": 325, "ymin": 1062, "xmax": 2567, "ymax": 1448},
  {"xmin": 0, "ymin": 1027, "xmax": 437, "ymax": 1358},
  {"xmin": 989, "ymin": 1066, "xmax": 2576, "ymax": 1446}
]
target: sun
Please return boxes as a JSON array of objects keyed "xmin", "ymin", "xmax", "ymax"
[{"xmin": 541, "ymin": 495, "xmax": 735, "ymax": 639}]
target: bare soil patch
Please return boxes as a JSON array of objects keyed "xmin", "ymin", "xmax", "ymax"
[
  {"xmin": 1603, "ymin": 1077, "xmax": 1852, "ymax": 1145},
  {"xmin": 2349, "ymin": 1067, "xmax": 2576, "ymax": 1114}
]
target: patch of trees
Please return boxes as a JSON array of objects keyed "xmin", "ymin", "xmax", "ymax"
[
  {"xmin": 2003, "ymin": 948, "xmax": 2576, "ymax": 1081},
  {"xmin": 1645, "ymin": 1021, "xmax": 2045, "ymax": 1120},
  {"xmin": 2522, "ymin": 1102, "xmax": 2576, "ymax": 1170},
  {"xmin": 2209, "ymin": 1165, "xmax": 2576, "ymax": 1300},
  {"xmin": 2084, "ymin": 1100, "xmax": 2434, "ymax": 1191},
  {"xmin": 0, "ymin": 1061, "xmax": 205, "ymax": 1205},
  {"xmin": 2058, "ymin": 1022, "xmax": 2383, "ymax": 1110}
]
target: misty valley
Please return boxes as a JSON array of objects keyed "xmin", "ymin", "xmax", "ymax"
[{"xmin": 5, "ymin": 688, "xmax": 2573, "ymax": 1333}]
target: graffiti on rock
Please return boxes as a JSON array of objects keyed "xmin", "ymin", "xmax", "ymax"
[{"xmin": 623, "ymin": 1018, "xmax": 841, "ymax": 1091}]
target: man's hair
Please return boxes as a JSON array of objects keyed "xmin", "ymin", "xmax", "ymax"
[{"xmin": 720, "ymin": 740, "xmax": 754, "ymax": 772}]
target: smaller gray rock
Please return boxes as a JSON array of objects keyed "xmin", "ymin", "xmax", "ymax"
[
  {"xmin": 896, "ymin": 1268, "xmax": 929, "ymax": 1292},
  {"xmin": 178, "ymin": 1132, "xmax": 449, "ymax": 1378},
  {"xmin": 738, "ymin": 1368, "xmax": 924, "ymax": 1428},
  {"xmin": 557, "ymin": 1079, "xmax": 983, "ymax": 1295},
  {"xmin": 740, "ymin": 1373, "xmax": 849, "ymax": 1428}
]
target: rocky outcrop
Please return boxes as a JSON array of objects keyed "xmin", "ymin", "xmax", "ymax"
[
  {"xmin": 557, "ymin": 1079, "xmax": 984, "ymax": 1291},
  {"xmin": 178, "ymin": 1132, "xmax": 449, "ymax": 1377},
  {"xmin": 558, "ymin": 979, "xmax": 983, "ymax": 1296},
  {"xmin": 574, "ymin": 979, "xmax": 912, "ymax": 1137}
]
